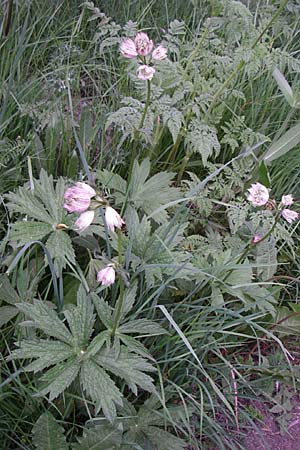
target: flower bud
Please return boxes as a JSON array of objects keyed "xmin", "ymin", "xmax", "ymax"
[
  {"xmin": 64, "ymin": 182, "xmax": 96, "ymax": 213},
  {"xmin": 75, "ymin": 210, "xmax": 95, "ymax": 232},
  {"xmin": 137, "ymin": 65, "xmax": 155, "ymax": 80},
  {"xmin": 281, "ymin": 209, "xmax": 298, "ymax": 224},
  {"xmin": 281, "ymin": 194, "xmax": 294, "ymax": 206},
  {"xmin": 152, "ymin": 45, "xmax": 167, "ymax": 61},
  {"xmin": 105, "ymin": 206, "xmax": 124, "ymax": 232},
  {"xmin": 134, "ymin": 32, "xmax": 153, "ymax": 56},
  {"xmin": 97, "ymin": 266, "xmax": 116, "ymax": 287},
  {"xmin": 120, "ymin": 38, "xmax": 138, "ymax": 58},
  {"xmin": 247, "ymin": 182, "xmax": 269, "ymax": 207},
  {"xmin": 252, "ymin": 234, "xmax": 261, "ymax": 244}
]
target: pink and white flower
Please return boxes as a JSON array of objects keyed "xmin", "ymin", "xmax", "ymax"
[
  {"xmin": 281, "ymin": 194, "xmax": 294, "ymax": 206},
  {"xmin": 152, "ymin": 45, "xmax": 167, "ymax": 61},
  {"xmin": 134, "ymin": 32, "xmax": 153, "ymax": 56},
  {"xmin": 137, "ymin": 65, "xmax": 155, "ymax": 80},
  {"xmin": 119, "ymin": 38, "xmax": 138, "ymax": 58},
  {"xmin": 97, "ymin": 266, "xmax": 116, "ymax": 287},
  {"xmin": 64, "ymin": 182, "xmax": 96, "ymax": 213},
  {"xmin": 75, "ymin": 210, "xmax": 95, "ymax": 232},
  {"xmin": 247, "ymin": 183, "xmax": 269, "ymax": 207},
  {"xmin": 281, "ymin": 209, "xmax": 298, "ymax": 224},
  {"xmin": 105, "ymin": 206, "xmax": 124, "ymax": 232}
]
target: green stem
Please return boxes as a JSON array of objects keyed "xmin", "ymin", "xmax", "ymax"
[
  {"xmin": 112, "ymin": 230, "xmax": 124, "ymax": 337},
  {"xmin": 182, "ymin": 27, "xmax": 209, "ymax": 80},
  {"xmin": 224, "ymin": 212, "xmax": 281, "ymax": 283},
  {"xmin": 128, "ymin": 79, "xmax": 152, "ymax": 177},
  {"xmin": 111, "ymin": 280, "xmax": 124, "ymax": 337},
  {"xmin": 164, "ymin": 30, "xmax": 209, "ymax": 169},
  {"xmin": 177, "ymin": 150, "xmax": 191, "ymax": 184}
]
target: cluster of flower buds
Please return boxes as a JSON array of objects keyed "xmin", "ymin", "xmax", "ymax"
[
  {"xmin": 120, "ymin": 32, "xmax": 167, "ymax": 80},
  {"xmin": 63, "ymin": 182, "xmax": 124, "ymax": 233},
  {"xmin": 247, "ymin": 182, "xmax": 298, "ymax": 224},
  {"xmin": 63, "ymin": 182, "xmax": 125, "ymax": 288}
]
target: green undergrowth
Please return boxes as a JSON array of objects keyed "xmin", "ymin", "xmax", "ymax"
[{"xmin": 1, "ymin": 1, "xmax": 300, "ymax": 449}]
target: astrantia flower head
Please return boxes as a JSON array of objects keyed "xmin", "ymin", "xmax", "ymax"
[
  {"xmin": 119, "ymin": 38, "xmax": 138, "ymax": 58},
  {"xmin": 152, "ymin": 45, "xmax": 167, "ymax": 61},
  {"xmin": 75, "ymin": 210, "xmax": 95, "ymax": 233},
  {"xmin": 247, "ymin": 182, "xmax": 269, "ymax": 207},
  {"xmin": 97, "ymin": 266, "xmax": 116, "ymax": 287},
  {"xmin": 134, "ymin": 32, "xmax": 153, "ymax": 56},
  {"xmin": 105, "ymin": 206, "xmax": 124, "ymax": 232},
  {"xmin": 281, "ymin": 194, "xmax": 294, "ymax": 206},
  {"xmin": 281, "ymin": 209, "xmax": 298, "ymax": 224},
  {"xmin": 64, "ymin": 182, "xmax": 96, "ymax": 213},
  {"xmin": 137, "ymin": 65, "xmax": 155, "ymax": 80}
]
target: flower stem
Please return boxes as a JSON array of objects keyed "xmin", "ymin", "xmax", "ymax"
[
  {"xmin": 224, "ymin": 213, "xmax": 281, "ymax": 283},
  {"xmin": 111, "ymin": 230, "xmax": 124, "ymax": 337},
  {"xmin": 111, "ymin": 279, "xmax": 124, "ymax": 338},
  {"xmin": 177, "ymin": 150, "xmax": 191, "ymax": 184},
  {"xmin": 128, "ymin": 79, "xmax": 152, "ymax": 177}
]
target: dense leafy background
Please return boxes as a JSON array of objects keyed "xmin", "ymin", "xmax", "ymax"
[{"xmin": 1, "ymin": 0, "xmax": 300, "ymax": 449}]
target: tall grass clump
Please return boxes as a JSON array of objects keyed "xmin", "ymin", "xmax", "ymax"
[{"xmin": 1, "ymin": 0, "xmax": 300, "ymax": 449}]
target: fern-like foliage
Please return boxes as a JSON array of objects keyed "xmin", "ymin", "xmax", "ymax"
[{"xmin": 185, "ymin": 120, "xmax": 220, "ymax": 166}]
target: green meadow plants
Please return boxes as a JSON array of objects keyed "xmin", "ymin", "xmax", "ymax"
[{"xmin": 1, "ymin": 1, "xmax": 300, "ymax": 449}]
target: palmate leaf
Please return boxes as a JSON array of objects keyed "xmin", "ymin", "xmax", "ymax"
[
  {"xmin": 64, "ymin": 286, "xmax": 95, "ymax": 349},
  {"xmin": 6, "ymin": 169, "xmax": 66, "ymax": 224},
  {"xmin": 121, "ymin": 396, "xmax": 187, "ymax": 450},
  {"xmin": 142, "ymin": 426, "xmax": 187, "ymax": 450},
  {"xmin": 80, "ymin": 358, "xmax": 123, "ymax": 423},
  {"xmin": 96, "ymin": 347, "xmax": 157, "ymax": 396},
  {"xmin": 0, "ymin": 305, "xmax": 19, "ymax": 327},
  {"xmin": 0, "ymin": 274, "xmax": 20, "ymax": 305},
  {"xmin": 16, "ymin": 300, "xmax": 73, "ymax": 344},
  {"xmin": 7, "ymin": 339, "xmax": 73, "ymax": 372},
  {"xmin": 9, "ymin": 288, "xmax": 157, "ymax": 422},
  {"xmin": 118, "ymin": 209, "xmax": 191, "ymax": 286},
  {"xmin": 45, "ymin": 230, "xmax": 76, "ymax": 273},
  {"xmin": 9, "ymin": 221, "xmax": 53, "ymax": 246},
  {"xmin": 128, "ymin": 159, "xmax": 180, "ymax": 223},
  {"xmin": 72, "ymin": 425, "xmax": 122, "ymax": 450},
  {"xmin": 32, "ymin": 412, "xmax": 68, "ymax": 450},
  {"xmin": 38, "ymin": 357, "xmax": 80, "ymax": 401},
  {"xmin": 97, "ymin": 159, "xmax": 180, "ymax": 224},
  {"xmin": 5, "ymin": 169, "xmax": 74, "ymax": 274}
]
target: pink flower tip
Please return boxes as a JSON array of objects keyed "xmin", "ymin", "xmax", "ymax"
[
  {"xmin": 119, "ymin": 38, "xmax": 138, "ymax": 58},
  {"xmin": 281, "ymin": 194, "xmax": 294, "ymax": 206},
  {"xmin": 152, "ymin": 45, "xmax": 168, "ymax": 61},
  {"xmin": 252, "ymin": 235, "xmax": 261, "ymax": 244},
  {"xmin": 247, "ymin": 182, "xmax": 269, "ymax": 207},
  {"xmin": 105, "ymin": 206, "xmax": 124, "ymax": 232},
  {"xmin": 75, "ymin": 210, "xmax": 95, "ymax": 233},
  {"xmin": 134, "ymin": 32, "xmax": 153, "ymax": 56},
  {"xmin": 281, "ymin": 209, "xmax": 298, "ymax": 224},
  {"xmin": 97, "ymin": 266, "xmax": 116, "ymax": 287},
  {"xmin": 64, "ymin": 182, "xmax": 96, "ymax": 213},
  {"xmin": 137, "ymin": 65, "xmax": 155, "ymax": 80}
]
